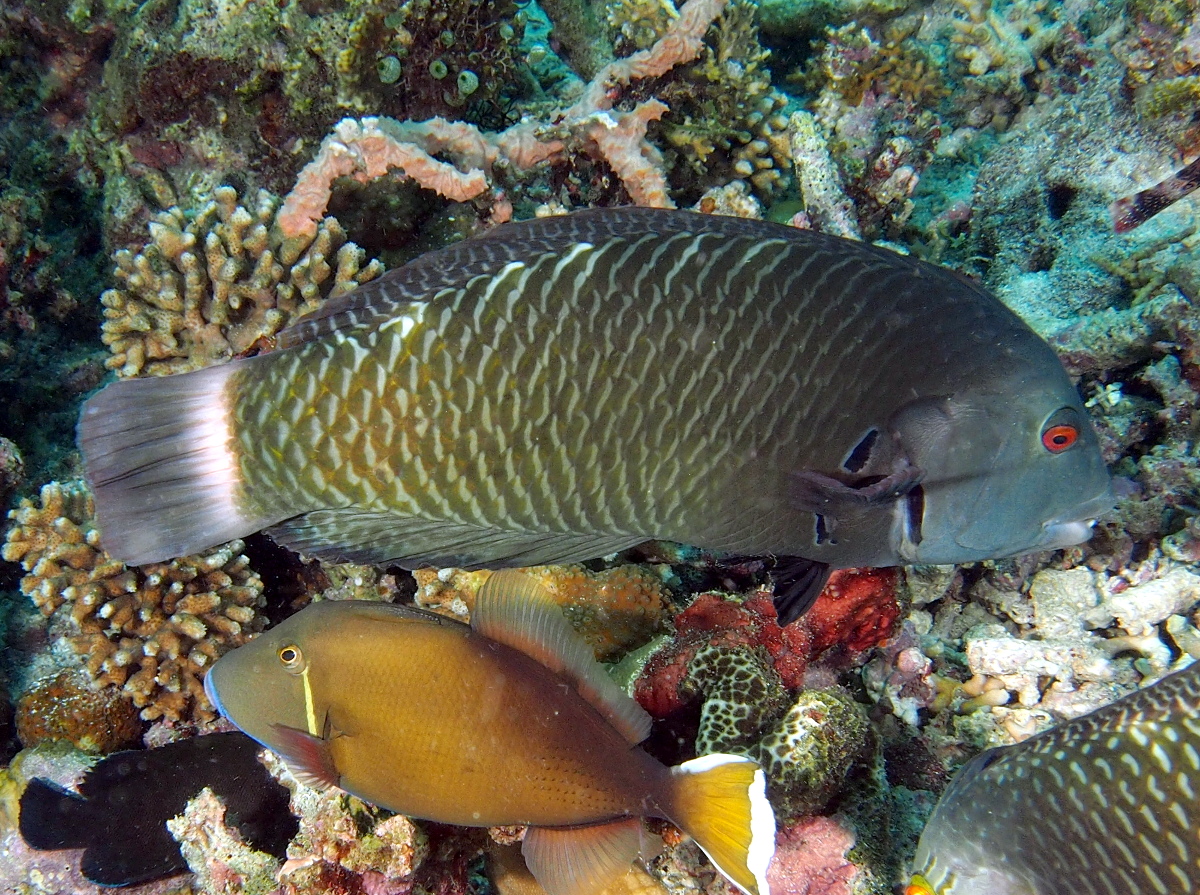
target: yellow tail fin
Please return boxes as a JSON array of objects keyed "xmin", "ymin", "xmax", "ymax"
[{"xmin": 669, "ymin": 754, "xmax": 776, "ymax": 895}]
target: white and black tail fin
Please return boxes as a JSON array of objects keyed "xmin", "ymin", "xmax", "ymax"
[
  {"xmin": 78, "ymin": 358, "xmax": 276, "ymax": 565},
  {"xmin": 668, "ymin": 754, "xmax": 776, "ymax": 895}
]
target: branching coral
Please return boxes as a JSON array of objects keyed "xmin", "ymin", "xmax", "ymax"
[
  {"xmin": 2, "ymin": 480, "xmax": 266, "ymax": 723},
  {"xmin": 101, "ymin": 185, "xmax": 384, "ymax": 378},
  {"xmin": 651, "ymin": 0, "xmax": 794, "ymax": 197},
  {"xmin": 277, "ymin": 0, "xmax": 731, "ymax": 233}
]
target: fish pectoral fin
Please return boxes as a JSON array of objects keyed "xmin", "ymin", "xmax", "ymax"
[
  {"xmin": 474, "ymin": 571, "xmax": 652, "ymax": 745},
  {"xmin": 788, "ymin": 459, "xmax": 924, "ymax": 518},
  {"xmin": 522, "ymin": 818, "xmax": 644, "ymax": 895},
  {"xmin": 770, "ymin": 557, "xmax": 833, "ymax": 627},
  {"xmin": 268, "ymin": 723, "xmax": 341, "ymax": 791}
]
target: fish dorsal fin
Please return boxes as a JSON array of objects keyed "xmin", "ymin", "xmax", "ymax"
[
  {"xmin": 522, "ymin": 818, "xmax": 644, "ymax": 895},
  {"xmin": 276, "ymin": 207, "xmax": 912, "ymax": 349},
  {"xmin": 472, "ymin": 570, "xmax": 652, "ymax": 745}
]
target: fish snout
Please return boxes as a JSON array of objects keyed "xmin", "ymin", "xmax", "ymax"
[
  {"xmin": 1039, "ymin": 488, "xmax": 1115, "ymax": 549},
  {"xmin": 203, "ymin": 666, "xmax": 225, "ymax": 718}
]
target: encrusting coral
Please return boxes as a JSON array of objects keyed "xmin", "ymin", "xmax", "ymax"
[
  {"xmin": 2, "ymin": 480, "xmax": 266, "ymax": 723},
  {"xmin": 15, "ymin": 670, "xmax": 143, "ymax": 754},
  {"xmin": 101, "ymin": 184, "xmax": 384, "ymax": 378},
  {"xmin": 261, "ymin": 751, "xmax": 430, "ymax": 895},
  {"xmin": 167, "ymin": 787, "xmax": 283, "ymax": 895}
]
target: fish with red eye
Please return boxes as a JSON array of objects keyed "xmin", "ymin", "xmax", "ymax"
[{"xmin": 1040, "ymin": 423, "xmax": 1079, "ymax": 453}]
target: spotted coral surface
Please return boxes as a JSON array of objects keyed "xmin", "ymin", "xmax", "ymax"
[
  {"xmin": 15, "ymin": 670, "xmax": 143, "ymax": 754},
  {"xmin": 679, "ymin": 644, "xmax": 869, "ymax": 821},
  {"xmin": 2, "ymin": 480, "xmax": 266, "ymax": 723}
]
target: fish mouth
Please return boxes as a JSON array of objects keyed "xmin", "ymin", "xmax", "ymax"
[
  {"xmin": 1040, "ymin": 490, "xmax": 1115, "ymax": 549},
  {"xmin": 1040, "ymin": 518, "xmax": 1096, "ymax": 548}
]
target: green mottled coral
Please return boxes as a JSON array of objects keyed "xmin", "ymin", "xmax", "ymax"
[
  {"xmin": 759, "ymin": 690, "xmax": 870, "ymax": 819},
  {"xmin": 686, "ymin": 646, "xmax": 791, "ymax": 750},
  {"xmin": 683, "ymin": 645, "xmax": 870, "ymax": 821}
]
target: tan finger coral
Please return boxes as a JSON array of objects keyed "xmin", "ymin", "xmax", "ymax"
[
  {"xmin": 101, "ymin": 184, "xmax": 384, "ymax": 379},
  {"xmin": 2, "ymin": 480, "xmax": 266, "ymax": 723}
]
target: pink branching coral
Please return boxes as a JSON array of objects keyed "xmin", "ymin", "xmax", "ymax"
[{"xmin": 278, "ymin": 0, "xmax": 728, "ymax": 237}]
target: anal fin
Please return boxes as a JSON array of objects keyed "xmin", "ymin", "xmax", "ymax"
[{"xmin": 522, "ymin": 818, "xmax": 644, "ymax": 895}]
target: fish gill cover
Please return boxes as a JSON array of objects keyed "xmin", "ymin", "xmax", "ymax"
[{"xmin": 1, "ymin": 0, "xmax": 1199, "ymax": 893}]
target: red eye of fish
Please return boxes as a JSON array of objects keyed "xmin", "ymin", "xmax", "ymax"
[{"xmin": 1041, "ymin": 424, "xmax": 1078, "ymax": 453}]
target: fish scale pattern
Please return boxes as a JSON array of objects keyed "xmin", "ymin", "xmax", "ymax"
[
  {"xmin": 916, "ymin": 662, "xmax": 1200, "ymax": 895},
  {"xmin": 225, "ymin": 211, "xmax": 1056, "ymax": 568}
]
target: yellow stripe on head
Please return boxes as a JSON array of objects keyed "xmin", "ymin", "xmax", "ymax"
[{"xmin": 905, "ymin": 875, "xmax": 937, "ymax": 895}]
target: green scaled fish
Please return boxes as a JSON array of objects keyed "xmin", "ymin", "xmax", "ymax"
[
  {"xmin": 80, "ymin": 208, "xmax": 1112, "ymax": 623},
  {"xmin": 908, "ymin": 661, "xmax": 1200, "ymax": 895},
  {"xmin": 204, "ymin": 571, "xmax": 776, "ymax": 895}
]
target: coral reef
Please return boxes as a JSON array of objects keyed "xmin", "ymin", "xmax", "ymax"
[
  {"xmin": 680, "ymin": 644, "xmax": 869, "ymax": 821},
  {"xmin": 167, "ymin": 788, "xmax": 282, "ymax": 895},
  {"xmin": 263, "ymin": 751, "xmax": 430, "ymax": 895},
  {"xmin": 414, "ymin": 563, "xmax": 669, "ymax": 660},
  {"xmin": 766, "ymin": 816, "xmax": 860, "ymax": 895},
  {"xmin": 7, "ymin": 0, "xmax": 1200, "ymax": 889},
  {"xmin": 651, "ymin": 0, "xmax": 794, "ymax": 198},
  {"xmin": 101, "ymin": 185, "xmax": 384, "ymax": 378},
  {"xmin": 2, "ymin": 480, "xmax": 266, "ymax": 723},
  {"xmin": 277, "ymin": 0, "xmax": 757, "ymax": 232},
  {"xmin": 15, "ymin": 669, "xmax": 142, "ymax": 754},
  {"xmin": 636, "ymin": 571, "xmax": 901, "ymax": 719},
  {"xmin": 0, "ymin": 437, "xmax": 22, "ymax": 511}
]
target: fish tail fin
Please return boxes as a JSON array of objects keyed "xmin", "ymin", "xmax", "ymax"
[
  {"xmin": 78, "ymin": 358, "xmax": 275, "ymax": 565},
  {"xmin": 19, "ymin": 778, "xmax": 93, "ymax": 850},
  {"xmin": 668, "ymin": 754, "xmax": 776, "ymax": 895}
]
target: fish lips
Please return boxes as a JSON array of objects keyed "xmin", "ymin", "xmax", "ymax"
[{"xmin": 1039, "ymin": 489, "xmax": 1116, "ymax": 549}]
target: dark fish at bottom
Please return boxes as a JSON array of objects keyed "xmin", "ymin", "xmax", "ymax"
[
  {"xmin": 908, "ymin": 660, "xmax": 1200, "ymax": 894},
  {"xmin": 80, "ymin": 208, "xmax": 1112, "ymax": 622},
  {"xmin": 18, "ymin": 731, "xmax": 296, "ymax": 886}
]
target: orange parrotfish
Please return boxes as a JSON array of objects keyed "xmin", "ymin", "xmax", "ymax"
[
  {"xmin": 80, "ymin": 208, "xmax": 1112, "ymax": 623},
  {"xmin": 203, "ymin": 571, "xmax": 776, "ymax": 895}
]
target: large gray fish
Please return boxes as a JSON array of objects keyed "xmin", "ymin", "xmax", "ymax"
[
  {"xmin": 79, "ymin": 208, "xmax": 1112, "ymax": 622},
  {"xmin": 908, "ymin": 661, "xmax": 1200, "ymax": 895}
]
